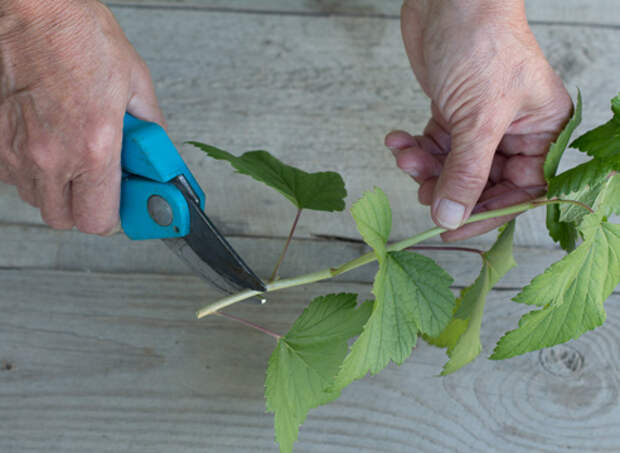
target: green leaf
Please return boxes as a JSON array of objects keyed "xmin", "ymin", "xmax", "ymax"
[
  {"xmin": 571, "ymin": 93, "xmax": 620, "ymax": 162},
  {"xmin": 438, "ymin": 221, "xmax": 516, "ymax": 375},
  {"xmin": 548, "ymin": 158, "xmax": 615, "ymax": 198},
  {"xmin": 554, "ymin": 173, "xmax": 619, "ymax": 228},
  {"xmin": 188, "ymin": 143, "xmax": 347, "ymax": 212},
  {"xmin": 544, "ymin": 90, "xmax": 583, "ymax": 181},
  {"xmin": 543, "ymin": 92, "xmax": 583, "ymax": 251},
  {"xmin": 333, "ymin": 189, "xmax": 455, "ymax": 389},
  {"xmin": 350, "ymin": 187, "xmax": 391, "ymax": 260},
  {"xmin": 546, "ymin": 204, "xmax": 578, "ymax": 252},
  {"xmin": 265, "ymin": 293, "xmax": 372, "ymax": 453},
  {"xmin": 594, "ymin": 174, "xmax": 620, "ymax": 217},
  {"xmin": 491, "ymin": 214, "xmax": 620, "ymax": 360},
  {"xmin": 557, "ymin": 179, "xmax": 605, "ymax": 224},
  {"xmin": 422, "ymin": 302, "xmax": 468, "ymax": 352}
]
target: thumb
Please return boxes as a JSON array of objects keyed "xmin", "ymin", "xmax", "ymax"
[
  {"xmin": 431, "ymin": 109, "xmax": 513, "ymax": 230},
  {"xmin": 126, "ymin": 61, "xmax": 167, "ymax": 130}
]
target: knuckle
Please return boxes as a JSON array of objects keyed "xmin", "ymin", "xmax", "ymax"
[
  {"xmin": 29, "ymin": 142, "xmax": 58, "ymax": 173},
  {"xmin": 83, "ymin": 120, "xmax": 120, "ymax": 169}
]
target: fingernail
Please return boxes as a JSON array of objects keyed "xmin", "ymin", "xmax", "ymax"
[
  {"xmin": 435, "ymin": 198, "xmax": 466, "ymax": 229},
  {"xmin": 103, "ymin": 221, "xmax": 122, "ymax": 237},
  {"xmin": 402, "ymin": 166, "xmax": 420, "ymax": 178}
]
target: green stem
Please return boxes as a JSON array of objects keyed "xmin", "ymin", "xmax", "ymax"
[
  {"xmin": 269, "ymin": 208, "xmax": 303, "ymax": 282},
  {"xmin": 198, "ymin": 198, "xmax": 592, "ymax": 319}
]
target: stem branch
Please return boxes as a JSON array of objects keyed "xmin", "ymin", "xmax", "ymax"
[
  {"xmin": 215, "ymin": 311, "xmax": 282, "ymax": 340},
  {"xmin": 269, "ymin": 208, "xmax": 303, "ymax": 282},
  {"xmin": 197, "ymin": 198, "xmax": 583, "ymax": 319}
]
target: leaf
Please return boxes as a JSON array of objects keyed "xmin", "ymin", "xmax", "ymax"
[
  {"xmin": 548, "ymin": 158, "xmax": 615, "ymax": 198},
  {"xmin": 491, "ymin": 214, "xmax": 620, "ymax": 360},
  {"xmin": 333, "ymin": 189, "xmax": 455, "ymax": 389},
  {"xmin": 557, "ymin": 179, "xmax": 605, "ymax": 224},
  {"xmin": 422, "ymin": 302, "xmax": 468, "ymax": 352},
  {"xmin": 546, "ymin": 204, "xmax": 578, "ymax": 252},
  {"xmin": 188, "ymin": 143, "xmax": 347, "ymax": 212},
  {"xmin": 594, "ymin": 174, "xmax": 620, "ymax": 217},
  {"xmin": 544, "ymin": 90, "xmax": 583, "ymax": 180},
  {"xmin": 350, "ymin": 187, "xmax": 391, "ymax": 260},
  {"xmin": 571, "ymin": 93, "xmax": 620, "ymax": 162},
  {"xmin": 437, "ymin": 221, "xmax": 516, "ymax": 375},
  {"xmin": 543, "ymin": 92, "xmax": 583, "ymax": 251},
  {"xmin": 265, "ymin": 293, "xmax": 372, "ymax": 453}
]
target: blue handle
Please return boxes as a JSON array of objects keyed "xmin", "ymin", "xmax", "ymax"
[{"xmin": 120, "ymin": 113, "xmax": 205, "ymax": 240}]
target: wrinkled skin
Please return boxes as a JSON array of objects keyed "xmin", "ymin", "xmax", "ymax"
[
  {"xmin": 0, "ymin": 0, "xmax": 164, "ymax": 234},
  {"xmin": 387, "ymin": 0, "xmax": 572, "ymax": 240}
]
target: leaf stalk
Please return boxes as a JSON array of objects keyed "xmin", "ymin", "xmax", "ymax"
[{"xmin": 269, "ymin": 208, "xmax": 303, "ymax": 282}]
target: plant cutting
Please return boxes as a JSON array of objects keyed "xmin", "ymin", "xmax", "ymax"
[{"xmin": 188, "ymin": 91, "xmax": 619, "ymax": 453}]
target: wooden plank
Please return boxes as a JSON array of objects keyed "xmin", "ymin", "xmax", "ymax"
[
  {"xmin": 1, "ymin": 269, "xmax": 620, "ymax": 452},
  {"xmin": 0, "ymin": 223, "xmax": 597, "ymax": 289},
  {"xmin": 106, "ymin": 1, "xmax": 620, "ymax": 26},
  {"xmin": 2, "ymin": 8, "xmax": 618, "ymax": 247}
]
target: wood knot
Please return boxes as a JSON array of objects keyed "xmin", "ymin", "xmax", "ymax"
[
  {"xmin": 1, "ymin": 361, "xmax": 14, "ymax": 372},
  {"xmin": 539, "ymin": 345, "xmax": 584, "ymax": 377}
]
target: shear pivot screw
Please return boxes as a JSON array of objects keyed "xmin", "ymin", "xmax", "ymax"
[{"xmin": 148, "ymin": 195, "xmax": 174, "ymax": 227}]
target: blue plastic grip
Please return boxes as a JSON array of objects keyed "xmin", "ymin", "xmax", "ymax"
[{"xmin": 120, "ymin": 113, "xmax": 205, "ymax": 240}]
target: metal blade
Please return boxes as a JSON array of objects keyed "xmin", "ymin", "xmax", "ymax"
[{"xmin": 163, "ymin": 176, "xmax": 266, "ymax": 293}]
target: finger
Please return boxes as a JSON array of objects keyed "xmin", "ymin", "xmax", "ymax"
[
  {"xmin": 72, "ymin": 120, "xmax": 122, "ymax": 236},
  {"xmin": 498, "ymin": 131, "xmax": 557, "ymax": 157},
  {"xmin": 418, "ymin": 178, "xmax": 436, "ymax": 205},
  {"xmin": 17, "ymin": 178, "xmax": 39, "ymax": 207},
  {"xmin": 395, "ymin": 147, "xmax": 442, "ymax": 183},
  {"xmin": 431, "ymin": 108, "xmax": 514, "ymax": 230},
  {"xmin": 489, "ymin": 153, "xmax": 507, "ymax": 183},
  {"xmin": 36, "ymin": 177, "xmax": 74, "ymax": 230},
  {"xmin": 502, "ymin": 155, "xmax": 546, "ymax": 187},
  {"xmin": 127, "ymin": 58, "xmax": 166, "ymax": 129},
  {"xmin": 385, "ymin": 130, "xmax": 417, "ymax": 154}
]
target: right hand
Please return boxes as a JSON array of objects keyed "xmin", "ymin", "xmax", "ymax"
[{"xmin": 0, "ymin": 0, "xmax": 165, "ymax": 235}]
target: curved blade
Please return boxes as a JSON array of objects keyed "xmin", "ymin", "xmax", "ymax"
[{"xmin": 164, "ymin": 177, "xmax": 266, "ymax": 293}]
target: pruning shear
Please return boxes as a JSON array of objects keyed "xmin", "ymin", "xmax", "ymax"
[{"xmin": 120, "ymin": 113, "xmax": 266, "ymax": 295}]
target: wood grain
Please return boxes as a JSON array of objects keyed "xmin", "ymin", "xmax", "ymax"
[
  {"xmin": 106, "ymin": 0, "xmax": 620, "ymax": 26},
  {"xmin": 1, "ymin": 6, "xmax": 619, "ymax": 248},
  {"xmin": 1, "ymin": 269, "xmax": 620, "ymax": 452}
]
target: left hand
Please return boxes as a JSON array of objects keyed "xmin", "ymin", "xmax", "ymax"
[{"xmin": 387, "ymin": 0, "xmax": 572, "ymax": 241}]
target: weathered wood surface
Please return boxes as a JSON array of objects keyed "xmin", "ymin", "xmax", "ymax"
[
  {"xmin": 107, "ymin": 0, "xmax": 620, "ymax": 26},
  {"xmin": 1, "ymin": 269, "xmax": 620, "ymax": 453},
  {"xmin": 1, "ymin": 5, "xmax": 619, "ymax": 247}
]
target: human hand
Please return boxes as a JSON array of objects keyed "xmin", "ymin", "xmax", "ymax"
[
  {"xmin": 387, "ymin": 0, "xmax": 572, "ymax": 241},
  {"xmin": 0, "ymin": 0, "xmax": 164, "ymax": 235}
]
